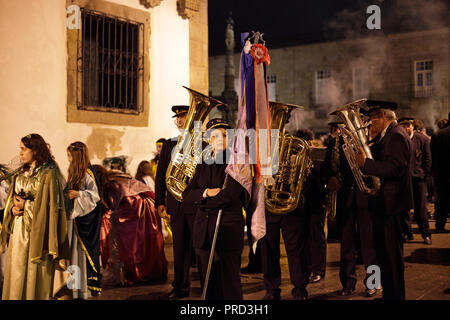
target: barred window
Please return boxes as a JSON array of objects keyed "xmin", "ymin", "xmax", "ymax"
[
  {"xmin": 414, "ymin": 60, "xmax": 433, "ymax": 98},
  {"xmin": 78, "ymin": 9, "xmax": 145, "ymax": 114}
]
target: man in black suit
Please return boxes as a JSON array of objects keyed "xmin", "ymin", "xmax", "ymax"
[
  {"xmin": 261, "ymin": 129, "xmax": 321, "ymax": 300},
  {"xmin": 323, "ymin": 121, "xmax": 379, "ymax": 297},
  {"xmin": 155, "ymin": 105, "xmax": 195, "ymax": 300},
  {"xmin": 356, "ymin": 101, "xmax": 413, "ymax": 300},
  {"xmin": 430, "ymin": 113, "xmax": 450, "ymax": 233},
  {"xmin": 182, "ymin": 118, "xmax": 247, "ymax": 300},
  {"xmin": 398, "ymin": 117, "xmax": 432, "ymax": 244}
]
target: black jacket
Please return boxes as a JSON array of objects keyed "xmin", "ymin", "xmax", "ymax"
[
  {"xmin": 363, "ymin": 122, "xmax": 413, "ymax": 216},
  {"xmin": 410, "ymin": 132, "xmax": 431, "ymax": 180},
  {"xmin": 430, "ymin": 125, "xmax": 450, "ymax": 181},
  {"xmin": 182, "ymin": 152, "xmax": 246, "ymax": 251},
  {"xmin": 154, "ymin": 137, "xmax": 196, "ymax": 215}
]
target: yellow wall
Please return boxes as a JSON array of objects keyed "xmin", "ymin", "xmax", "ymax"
[{"xmin": 0, "ymin": 0, "xmax": 191, "ymax": 176}]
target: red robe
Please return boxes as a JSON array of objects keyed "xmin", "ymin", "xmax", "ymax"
[{"xmin": 100, "ymin": 175, "xmax": 167, "ymax": 285}]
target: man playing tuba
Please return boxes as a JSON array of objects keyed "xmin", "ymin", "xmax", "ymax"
[
  {"xmin": 355, "ymin": 101, "xmax": 413, "ymax": 300},
  {"xmin": 155, "ymin": 105, "xmax": 196, "ymax": 300}
]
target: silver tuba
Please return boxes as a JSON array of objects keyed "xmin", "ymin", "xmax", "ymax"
[{"xmin": 330, "ymin": 99, "xmax": 380, "ymax": 196}]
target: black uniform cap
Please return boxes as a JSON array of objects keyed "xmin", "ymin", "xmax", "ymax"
[
  {"xmin": 171, "ymin": 105, "xmax": 189, "ymax": 118},
  {"xmin": 206, "ymin": 118, "xmax": 232, "ymax": 131},
  {"xmin": 363, "ymin": 100, "xmax": 398, "ymax": 115},
  {"xmin": 398, "ymin": 117, "xmax": 415, "ymax": 125}
]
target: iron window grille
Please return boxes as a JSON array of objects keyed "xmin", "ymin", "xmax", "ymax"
[{"xmin": 77, "ymin": 9, "xmax": 145, "ymax": 114}]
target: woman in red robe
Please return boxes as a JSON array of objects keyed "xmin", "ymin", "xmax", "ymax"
[{"xmin": 92, "ymin": 165, "xmax": 167, "ymax": 286}]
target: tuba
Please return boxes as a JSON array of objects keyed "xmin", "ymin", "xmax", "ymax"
[
  {"xmin": 165, "ymin": 86, "xmax": 225, "ymax": 202},
  {"xmin": 265, "ymin": 101, "xmax": 311, "ymax": 214},
  {"xmin": 330, "ymin": 99, "xmax": 380, "ymax": 196}
]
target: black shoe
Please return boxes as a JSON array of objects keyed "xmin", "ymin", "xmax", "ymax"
[
  {"xmin": 292, "ymin": 287, "xmax": 308, "ymax": 300},
  {"xmin": 423, "ymin": 236, "xmax": 432, "ymax": 245},
  {"xmin": 168, "ymin": 289, "xmax": 189, "ymax": 300},
  {"xmin": 365, "ymin": 288, "xmax": 378, "ymax": 297},
  {"xmin": 341, "ymin": 287, "xmax": 355, "ymax": 296},
  {"xmin": 240, "ymin": 265, "xmax": 262, "ymax": 274},
  {"xmin": 309, "ymin": 274, "xmax": 323, "ymax": 284},
  {"xmin": 263, "ymin": 290, "xmax": 281, "ymax": 300}
]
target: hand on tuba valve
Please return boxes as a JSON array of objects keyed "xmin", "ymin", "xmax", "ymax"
[
  {"xmin": 330, "ymin": 99, "xmax": 380, "ymax": 196},
  {"xmin": 355, "ymin": 146, "xmax": 367, "ymax": 168}
]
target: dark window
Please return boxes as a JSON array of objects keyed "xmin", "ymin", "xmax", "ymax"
[{"xmin": 78, "ymin": 9, "xmax": 144, "ymax": 114}]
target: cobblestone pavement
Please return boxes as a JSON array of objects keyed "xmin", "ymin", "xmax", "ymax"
[{"xmin": 91, "ymin": 218, "xmax": 450, "ymax": 301}]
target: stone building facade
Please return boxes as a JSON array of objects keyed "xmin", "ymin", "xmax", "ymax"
[
  {"xmin": 209, "ymin": 27, "xmax": 449, "ymax": 135},
  {"xmin": 0, "ymin": 0, "xmax": 208, "ymax": 175}
]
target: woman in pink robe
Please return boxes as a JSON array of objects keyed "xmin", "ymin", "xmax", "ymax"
[{"xmin": 92, "ymin": 165, "xmax": 167, "ymax": 286}]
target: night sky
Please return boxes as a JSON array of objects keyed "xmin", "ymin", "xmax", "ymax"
[{"xmin": 208, "ymin": 0, "xmax": 449, "ymax": 56}]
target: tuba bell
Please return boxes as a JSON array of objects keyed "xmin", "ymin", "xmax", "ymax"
[
  {"xmin": 165, "ymin": 86, "xmax": 225, "ymax": 202},
  {"xmin": 330, "ymin": 99, "xmax": 380, "ymax": 196},
  {"xmin": 265, "ymin": 101, "xmax": 312, "ymax": 214}
]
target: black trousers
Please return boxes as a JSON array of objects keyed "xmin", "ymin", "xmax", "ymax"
[
  {"xmin": 261, "ymin": 214, "xmax": 309, "ymax": 296},
  {"xmin": 308, "ymin": 208, "xmax": 327, "ymax": 277},
  {"xmin": 196, "ymin": 248, "xmax": 243, "ymax": 300},
  {"xmin": 171, "ymin": 213, "xmax": 195, "ymax": 292},
  {"xmin": 434, "ymin": 179, "xmax": 450, "ymax": 230},
  {"xmin": 339, "ymin": 206, "xmax": 378, "ymax": 290},
  {"xmin": 373, "ymin": 214, "xmax": 405, "ymax": 300},
  {"xmin": 412, "ymin": 177, "xmax": 431, "ymax": 238}
]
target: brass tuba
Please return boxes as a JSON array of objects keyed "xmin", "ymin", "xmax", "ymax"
[
  {"xmin": 265, "ymin": 101, "xmax": 311, "ymax": 214},
  {"xmin": 330, "ymin": 99, "xmax": 380, "ymax": 196},
  {"xmin": 165, "ymin": 86, "xmax": 225, "ymax": 202}
]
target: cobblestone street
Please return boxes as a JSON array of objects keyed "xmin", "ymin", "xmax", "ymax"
[{"xmin": 91, "ymin": 218, "xmax": 450, "ymax": 301}]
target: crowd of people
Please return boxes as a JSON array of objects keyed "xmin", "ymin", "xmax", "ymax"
[
  {"xmin": 0, "ymin": 102, "xmax": 448, "ymax": 301},
  {"xmin": 0, "ymin": 136, "xmax": 168, "ymax": 299}
]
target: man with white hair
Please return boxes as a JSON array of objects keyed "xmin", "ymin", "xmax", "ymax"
[{"xmin": 356, "ymin": 100, "xmax": 413, "ymax": 300}]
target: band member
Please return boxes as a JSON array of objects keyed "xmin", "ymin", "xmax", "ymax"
[
  {"xmin": 182, "ymin": 118, "xmax": 247, "ymax": 300},
  {"xmin": 155, "ymin": 105, "xmax": 195, "ymax": 299},
  {"xmin": 0, "ymin": 134, "xmax": 70, "ymax": 300},
  {"xmin": 65, "ymin": 141, "xmax": 102, "ymax": 298},
  {"xmin": 430, "ymin": 113, "xmax": 450, "ymax": 233},
  {"xmin": 303, "ymin": 129, "xmax": 327, "ymax": 285},
  {"xmin": 323, "ymin": 122, "xmax": 342, "ymax": 243},
  {"xmin": 356, "ymin": 102, "xmax": 413, "ymax": 300},
  {"xmin": 398, "ymin": 117, "xmax": 432, "ymax": 244},
  {"xmin": 324, "ymin": 121, "xmax": 379, "ymax": 297},
  {"xmin": 261, "ymin": 129, "xmax": 321, "ymax": 300}
]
